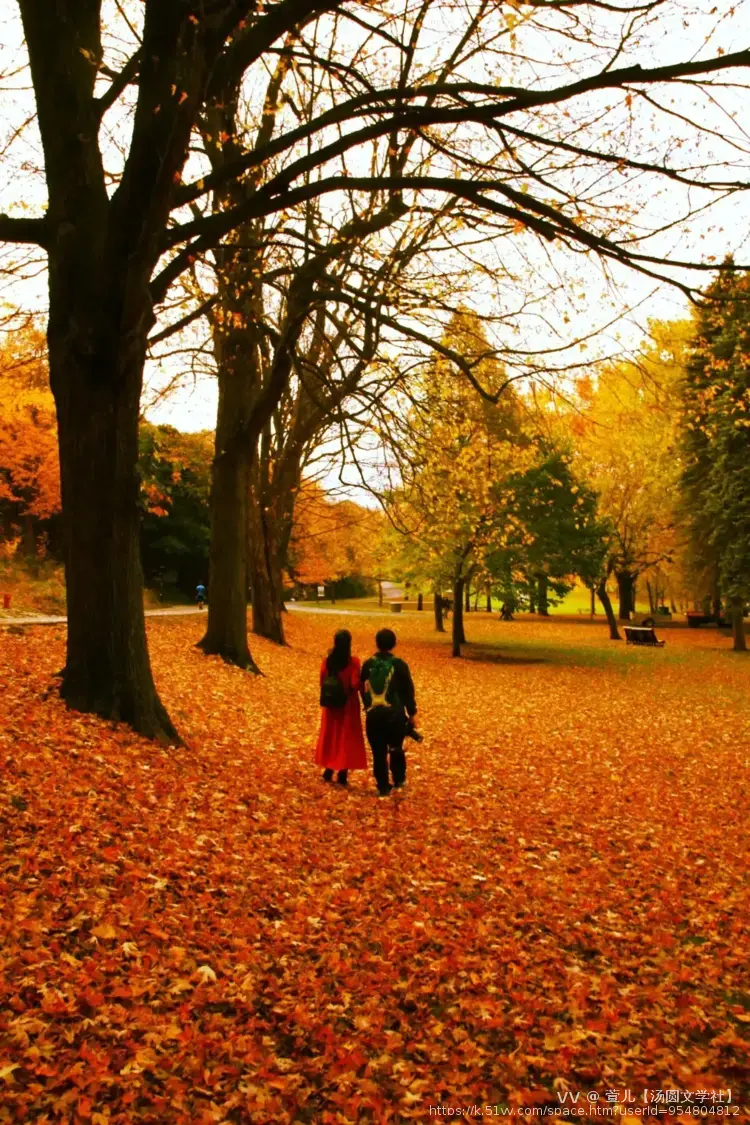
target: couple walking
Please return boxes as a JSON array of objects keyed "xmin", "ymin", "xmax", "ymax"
[{"xmin": 315, "ymin": 627, "xmax": 420, "ymax": 796}]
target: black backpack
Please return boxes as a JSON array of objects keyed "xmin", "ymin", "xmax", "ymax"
[{"xmin": 320, "ymin": 670, "xmax": 348, "ymax": 709}]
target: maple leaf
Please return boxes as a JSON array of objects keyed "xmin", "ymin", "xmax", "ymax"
[{"xmin": 0, "ymin": 612, "xmax": 747, "ymax": 1121}]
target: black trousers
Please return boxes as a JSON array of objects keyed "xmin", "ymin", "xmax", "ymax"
[{"xmin": 365, "ymin": 708, "xmax": 407, "ymax": 792}]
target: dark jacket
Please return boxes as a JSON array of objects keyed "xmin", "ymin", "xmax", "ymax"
[{"xmin": 360, "ymin": 653, "xmax": 417, "ymax": 717}]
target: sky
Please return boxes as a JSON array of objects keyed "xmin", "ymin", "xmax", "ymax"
[{"xmin": 1, "ymin": 0, "xmax": 749, "ymax": 462}]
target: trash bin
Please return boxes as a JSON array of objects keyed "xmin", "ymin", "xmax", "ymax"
[
  {"xmin": 2, "ymin": 594, "xmax": 10, "ymax": 609},
  {"xmin": 391, "ymin": 602, "xmax": 402, "ymax": 614}
]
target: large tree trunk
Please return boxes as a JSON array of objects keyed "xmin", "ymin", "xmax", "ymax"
[
  {"xmin": 646, "ymin": 578, "xmax": 655, "ymax": 614},
  {"xmin": 616, "ymin": 570, "xmax": 634, "ymax": 621},
  {"xmin": 452, "ymin": 577, "xmax": 466, "ymax": 657},
  {"xmin": 17, "ymin": 0, "xmax": 203, "ymax": 743},
  {"xmin": 486, "ymin": 588, "xmax": 492, "ymax": 613},
  {"xmin": 590, "ymin": 585, "xmax": 596, "ymax": 616},
  {"xmin": 248, "ymin": 484, "xmax": 288, "ymax": 644},
  {"xmin": 51, "ymin": 323, "xmax": 178, "ymax": 742},
  {"xmin": 731, "ymin": 596, "xmax": 747, "ymax": 652},
  {"xmin": 198, "ymin": 357, "xmax": 258, "ymax": 669},
  {"xmin": 537, "ymin": 573, "xmax": 549, "ymax": 617},
  {"xmin": 22, "ymin": 514, "xmax": 36, "ymax": 560},
  {"xmin": 248, "ymin": 529, "xmax": 285, "ymax": 644},
  {"xmin": 464, "ymin": 581, "xmax": 471, "ymax": 613},
  {"xmin": 434, "ymin": 591, "xmax": 444, "ymax": 633},
  {"xmin": 597, "ymin": 579, "xmax": 621, "ymax": 640}
]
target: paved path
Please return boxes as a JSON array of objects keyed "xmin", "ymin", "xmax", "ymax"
[
  {"xmin": 0, "ymin": 605, "xmax": 206, "ymax": 627},
  {"xmin": 0, "ymin": 603, "xmax": 402, "ymax": 628}
]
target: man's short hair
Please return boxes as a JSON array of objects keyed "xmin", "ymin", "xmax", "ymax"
[{"xmin": 375, "ymin": 628, "xmax": 396, "ymax": 652}]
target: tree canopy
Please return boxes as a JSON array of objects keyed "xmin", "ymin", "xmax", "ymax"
[{"xmin": 679, "ymin": 263, "xmax": 750, "ymax": 649}]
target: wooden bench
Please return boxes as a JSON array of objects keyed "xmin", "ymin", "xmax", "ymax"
[
  {"xmin": 686, "ymin": 611, "xmax": 729, "ymax": 628},
  {"xmin": 624, "ymin": 625, "xmax": 665, "ymax": 647}
]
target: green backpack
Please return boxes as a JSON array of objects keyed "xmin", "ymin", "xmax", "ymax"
[{"xmin": 365, "ymin": 654, "xmax": 400, "ymax": 712}]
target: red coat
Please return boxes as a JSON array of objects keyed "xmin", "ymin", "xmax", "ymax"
[{"xmin": 314, "ymin": 657, "xmax": 368, "ymax": 771}]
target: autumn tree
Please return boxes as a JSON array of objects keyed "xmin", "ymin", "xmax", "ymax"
[
  {"xmin": 194, "ymin": 9, "xmax": 503, "ymax": 659},
  {"xmin": 287, "ymin": 480, "xmax": 383, "ymax": 595},
  {"xmin": 388, "ymin": 311, "xmax": 533, "ymax": 656},
  {"xmin": 680, "ymin": 263, "xmax": 750, "ymax": 652},
  {"xmin": 566, "ymin": 321, "xmax": 691, "ymax": 621},
  {"xmin": 3, "ymin": 0, "xmax": 749, "ymax": 736},
  {"xmin": 0, "ymin": 328, "xmax": 60, "ymax": 556}
]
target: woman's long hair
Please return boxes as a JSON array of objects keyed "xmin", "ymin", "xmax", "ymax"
[{"xmin": 326, "ymin": 629, "xmax": 352, "ymax": 675}]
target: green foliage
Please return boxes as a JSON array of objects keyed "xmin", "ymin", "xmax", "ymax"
[
  {"xmin": 487, "ymin": 444, "xmax": 609, "ymax": 604},
  {"xmin": 138, "ymin": 424, "xmax": 213, "ymax": 596},
  {"xmin": 680, "ymin": 262, "xmax": 750, "ymax": 604},
  {"xmin": 391, "ymin": 311, "xmax": 607, "ymax": 601}
]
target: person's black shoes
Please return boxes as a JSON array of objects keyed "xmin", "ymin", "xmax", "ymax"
[
  {"xmin": 378, "ymin": 785, "xmax": 392, "ymax": 797},
  {"xmin": 322, "ymin": 769, "xmax": 334, "ymax": 782}
]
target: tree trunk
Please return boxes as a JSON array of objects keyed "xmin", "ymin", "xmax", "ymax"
[
  {"xmin": 248, "ymin": 489, "xmax": 286, "ymax": 644},
  {"xmin": 711, "ymin": 585, "xmax": 722, "ymax": 619},
  {"xmin": 597, "ymin": 579, "xmax": 621, "ymax": 640},
  {"xmin": 51, "ymin": 325, "xmax": 179, "ymax": 742},
  {"xmin": 590, "ymin": 586, "xmax": 596, "ymax": 616},
  {"xmin": 378, "ymin": 580, "xmax": 383, "ymax": 607},
  {"xmin": 731, "ymin": 596, "xmax": 747, "ymax": 652},
  {"xmin": 434, "ymin": 591, "xmax": 444, "ymax": 633},
  {"xmin": 537, "ymin": 573, "xmax": 549, "ymax": 617},
  {"xmin": 616, "ymin": 570, "xmax": 634, "ymax": 621},
  {"xmin": 486, "ymin": 588, "xmax": 492, "ymax": 613},
  {"xmin": 417, "ymin": 593, "xmax": 423, "ymax": 611},
  {"xmin": 646, "ymin": 578, "xmax": 655, "ymax": 614},
  {"xmin": 464, "ymin": 581, "xmax": 471, "ymax": 613},
  {"xmin": 452, "ymin": 577, "xmax": 465, "ymax": 656},
  {"xmin": 528, "ymin": 593, "xmax": 536, "ymax": 614},
  {"xmin": 22, "ymin": 513, "xmax": 36, "ymax": 559},
  {"xmin": 198, "ymin": 358, "xmax": 258, "ymax": 669}
]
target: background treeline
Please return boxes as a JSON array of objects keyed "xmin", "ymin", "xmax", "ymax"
[
  {"xmin": 3, "ymin": 261, "xmax": 749, "ymax": 654},
  {"xmin": 0, "ymin": 335, "xmax": 384, "ymax": 605}
]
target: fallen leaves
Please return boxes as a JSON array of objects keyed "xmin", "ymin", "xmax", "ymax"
[{"xmin": 0, "ymin": 612, "xmax": 748, "ymax": 1122}]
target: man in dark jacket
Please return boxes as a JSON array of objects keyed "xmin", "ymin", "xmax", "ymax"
[{"xmin": 361, "ymin": 628, "xmax": 419, "ymax": 796}]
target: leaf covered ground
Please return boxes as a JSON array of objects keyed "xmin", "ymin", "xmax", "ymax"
[{"xmin": 0, "ymin": 612, "xmax": 748, "ymax": 1123}]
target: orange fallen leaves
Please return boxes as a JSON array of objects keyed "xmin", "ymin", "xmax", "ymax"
[{"xmin": 0, "ymin": 613, "xmax": 748, "ymax": 1123}]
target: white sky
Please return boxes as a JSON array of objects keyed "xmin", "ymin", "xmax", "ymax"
[{"xmin": 1, "ymin": 0, "xmax": 749, "ymax": 451}]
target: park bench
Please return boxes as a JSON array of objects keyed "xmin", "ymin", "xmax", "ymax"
[
  {"xmin": 686, "ymin": 610, "xmax": 730, "ymax": 628},
  {"xmin": 624, "ymin": 625, "xmax": 665, "ymax": 647}
]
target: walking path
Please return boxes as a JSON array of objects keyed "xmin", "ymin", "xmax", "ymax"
[
  {"xmin": 1, "ymin": 601, "xmax": 694, "ymax": 630},
  {"xmin": 0, "ymin": 603, "xmax": 400, "ymax": 628}
]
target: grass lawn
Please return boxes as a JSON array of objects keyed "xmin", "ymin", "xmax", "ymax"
[
  {"xmin": 300, "ymin": 583, "xmax": 660, "ymax": 620},
  {"xmin": 1, "ymin": 612, "xmax": 748, "ymax": 1122}
]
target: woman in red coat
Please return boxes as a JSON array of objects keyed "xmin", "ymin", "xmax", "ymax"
[{"xmin": 315, "ymin": 630, "xmax": 367, "ymax": 785}]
